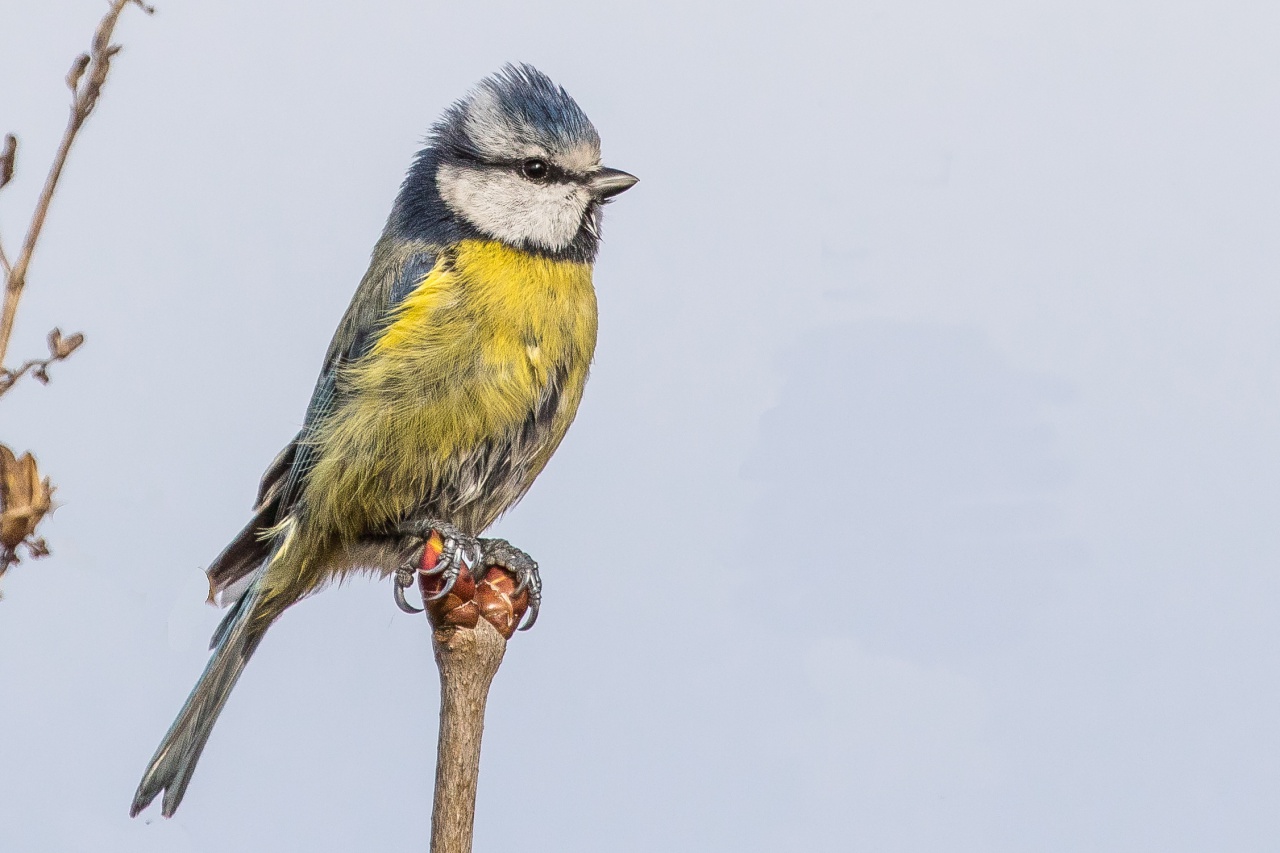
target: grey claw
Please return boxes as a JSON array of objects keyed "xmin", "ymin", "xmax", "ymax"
[
  {"xmin": 426, "ymin": 569, "xmax": 459, "ymax": 601},
  {"xmin": 515, "ymin": 564, "xmax": 540, "ymax": 630},
  {"xmin": 426, "ymin": 537, "xmax": 457, "ymax": 575},
  {"xmin": 475, "ymin": 539, "xmax": 541, "ymax": 631},
  {"xmin": 513, "ymin": 564, "xmax": 536, "ymax": 595},
  {"xmin": 424, "ymin": 536, "xmax": 461, "ymax": 576},
  {"xmin": 392, "ymin": 521, "xmax": 480, "ymax": 611},
  {"xmin": 393, "ymin": 568, "xmax": 424, "ymax": 614},
  {"xmin": 518, "ymin": 596, "xmax": 540, "ymax": 631}
]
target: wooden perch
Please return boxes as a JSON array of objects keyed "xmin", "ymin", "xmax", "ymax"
[
  {"xmin": 429, "ymin": 618, "xmax": 507, "ymax": 853},
  {"xmin": 416, "ymin": 532, "xmax": 531, "ymax": 853}
]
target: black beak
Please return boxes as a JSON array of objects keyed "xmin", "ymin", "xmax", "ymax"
[{"xmin": 591, "ymin": 167, "xmax": 639, "ymax": 199}]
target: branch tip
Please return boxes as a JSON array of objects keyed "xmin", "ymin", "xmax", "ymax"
[
  {"xmin": 0, "ymin": 134, "xmax": 15, "ymax": 190},
  {"xmin": 66, "ymin": 54, "xmax": 91, "ymax": 92}
]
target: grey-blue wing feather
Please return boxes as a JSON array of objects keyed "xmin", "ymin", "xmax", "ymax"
[{"xmin": 203, "ymin": 246, "xmax": 440, "ymax": 597}]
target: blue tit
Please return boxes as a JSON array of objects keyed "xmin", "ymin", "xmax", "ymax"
[{"xmin": 131, "ymin": 63, "xmax": 636, "ymax": 818}]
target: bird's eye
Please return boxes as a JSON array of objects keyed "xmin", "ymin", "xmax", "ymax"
[{"xmin": 521, "ymin": 158, "xmax": 549, "ymax": 181}]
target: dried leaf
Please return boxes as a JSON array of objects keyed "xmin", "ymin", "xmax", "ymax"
[
  {"xmin": 27, "ymin": 538, "xmax": 50, "ymax": 558},
  {"xmin": 0, "ymin": 446, "xmax": 55, "ymax": 550},
  {"xmin": 47, "ymin": 328, "xmax": 85, "ymax": 360},
  {"xmin": 62, "ymin": 333, "xmax": 85, "ymax": 357}
]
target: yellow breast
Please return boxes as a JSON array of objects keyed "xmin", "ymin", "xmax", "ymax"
[{"xmin": 301, "ymin": 239, "xmax": 598, "ymax": 542}]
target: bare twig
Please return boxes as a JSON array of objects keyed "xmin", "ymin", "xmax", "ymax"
[
  {"xmin": 0, "ymin": 0, "xmax": 153, "ymax": 388},
  {"xmin": 0, "ymin": 134, "xmax": 16, "ymax": 275},
  {"xmin": 0, "ymin": 327, "xmax": 84, "ymax": 394}
]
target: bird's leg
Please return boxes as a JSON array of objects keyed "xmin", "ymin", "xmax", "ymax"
[
  {"xmin": 477, "ymin": 538, "xmax": 541, "ymax": 631},
  {"xmin": 392, "ymin": 518, "xmax": 483, "ymax": 614}
]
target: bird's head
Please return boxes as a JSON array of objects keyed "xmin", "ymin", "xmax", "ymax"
[{"xmin": 398, "ymin": 64, "xmax": 636, "ymax": 262}]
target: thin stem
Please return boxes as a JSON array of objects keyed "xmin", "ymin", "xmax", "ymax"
[
  {"xmin": 1, "ymin": 113, "xmax": 79, "ymax": 363},
  {"xmin": 0, "ymin": 0, "xmax": 152, "ymax": 372}
]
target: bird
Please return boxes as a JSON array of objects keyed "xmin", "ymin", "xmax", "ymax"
[{"xmin": 130, "ymin": 63, "xmax": 636, "ymax": 818}]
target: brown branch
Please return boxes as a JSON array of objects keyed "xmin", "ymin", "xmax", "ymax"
[
  {"xmin": 429, "ymin": 619, "xmax": 508, "ymax": 853},
  {"xmin": 416, "ymin": 534, "xmax": 531, "ymax": 853},
  {"xmin": 0, "ymin": 0, "xmax": 153, "ymax": 385},
  {"xmin": 0, "ymin": 134, "xmax": 14, "ymax": 275}
]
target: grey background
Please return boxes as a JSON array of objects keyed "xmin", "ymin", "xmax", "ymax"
[{"xmin": 2, "ymin": 1, "xmax": 1278, "ymax": 850}]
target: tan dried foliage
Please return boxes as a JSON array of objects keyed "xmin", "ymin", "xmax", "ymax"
[{"xmin": 0, "ymin": 445, "xmax": 55, "ymax": 573}]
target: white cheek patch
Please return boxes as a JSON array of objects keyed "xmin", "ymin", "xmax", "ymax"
[{"xmin": 437, "ymin": 163, "xmax": 593, "ymax": 252}]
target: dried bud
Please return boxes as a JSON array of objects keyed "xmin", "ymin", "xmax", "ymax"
[
  {"xmin": 0, "ymin": 445, "xmax": 55, "ymax": 550},
  {"xmin": 32, "ymin": 366, "xmax": 50, "ymax": 385},
  {"xmin": 0, "ymin": 134, "xmax": 15, "ymax": 190},
  {"xmin": 419, "ymin": 533, "xmax": 531, "ymax": 639},
  {"xmin": 27, "ymin": 538, "xmax": 50, "ymax": 558},
  {"xmin": 47, "ymin": 328, "xmax": 85, "ymax": 360},
  {"xmin": 67, "ymin": 53, "xmax": 91, "ymax": 92},
  {"xmin": 474, "ymin": 568, "xmax": 530, "ymax": 639}
]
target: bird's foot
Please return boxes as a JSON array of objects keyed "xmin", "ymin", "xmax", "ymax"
[
  {"xmin": 478, "ymin": 538, "xmax": 541, "ymax": 631},
  {"xmin": 392, "ymin": 519, "xmax": 482, "ymax": 614}
]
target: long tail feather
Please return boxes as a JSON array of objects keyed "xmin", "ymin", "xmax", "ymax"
[{"xmin": 130, "ymin": 583, "xmax": 265, "ymax": 818}]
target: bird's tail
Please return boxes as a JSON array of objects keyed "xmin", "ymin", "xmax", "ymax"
[{"xmin": 130, "ymin": 583, "xmax": 266, "ymax": 818}]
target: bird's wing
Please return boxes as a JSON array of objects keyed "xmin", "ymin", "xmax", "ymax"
[{"xmin": 204, "ymin": 247, "xmax": 441, "ymax": 600}]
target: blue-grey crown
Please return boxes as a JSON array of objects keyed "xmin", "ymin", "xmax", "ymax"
[{"xmin": 434, "ymin": 63, "xmax": 600, "ymax": 159}]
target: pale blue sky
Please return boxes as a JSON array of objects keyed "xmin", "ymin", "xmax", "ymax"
[{"xmin": 2, "ymin": 1, "xmax": 1279, "ymax": 851}]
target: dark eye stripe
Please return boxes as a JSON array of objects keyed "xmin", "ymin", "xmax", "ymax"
[{"xmin": 448, "ymin": 150, "xmax": 577, "ymax": 183}]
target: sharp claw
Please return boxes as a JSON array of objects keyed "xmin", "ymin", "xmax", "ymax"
[
  {"xmin": 518, "ymin": 597, "xmax": 540, "ymax": 631},
  {"xmin": 393, "ymin": 573, "xmax": 424, "ymax": 614},
  {"xmin": 455, "ymin": 542, "xmax": 481, "ymax": 580},
  {"xmin": 425, "ymin": 538, "xmax": 459, "ymax": 575},
  {"xmin": 514, "ymin": 572, "xmax": 530, "ymax": 595},
  {"xmin": 427, "ymin": 570, "xmax": 459, "ymax": 601}
]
